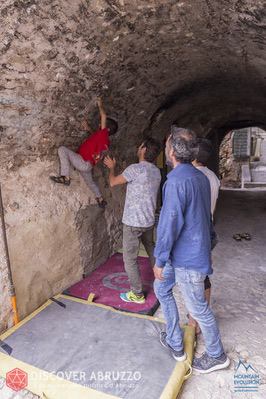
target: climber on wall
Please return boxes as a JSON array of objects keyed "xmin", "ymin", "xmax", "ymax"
[{"xmin": 50, "ymin": 98, "xmax": 118, "ymax": 208}]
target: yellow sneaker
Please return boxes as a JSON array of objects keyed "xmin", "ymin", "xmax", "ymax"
[{"xmin": 120, "ymin": 291, "xmax": 145, "ymax": 304}]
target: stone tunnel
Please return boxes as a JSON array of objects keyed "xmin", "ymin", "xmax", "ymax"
[{"xmin": 0, "ymin": 1, "xmax": 266, "ymax": 396}]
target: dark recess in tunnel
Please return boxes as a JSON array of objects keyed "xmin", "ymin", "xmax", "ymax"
[
  {"xmin": 207, "ymin": 120, "xmax": 266, "ymax": 175},
  {"xmin": 145, "ymin": 74, "xmax": 266, "ymax": 176}
]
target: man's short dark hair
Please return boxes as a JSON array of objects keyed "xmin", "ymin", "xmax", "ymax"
[
  {"xmin": 196, "ymin": 138, "xmax": 213, "ymax": 165},
  {"xmin": 169, "ymin": 126, "xmax": 198, "ymax": 163},
  {"xmin": 142, "ymin": 137, "xmax": 161, "ymax": 163},
  {"xmin": 107, "ymin": 118, "xmax": 118, "ymax": 135}
]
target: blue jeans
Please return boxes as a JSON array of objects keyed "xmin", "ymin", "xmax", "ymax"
[{"xmin": 154, "ymin": 262, "xmax": 224, "ymax": 358}]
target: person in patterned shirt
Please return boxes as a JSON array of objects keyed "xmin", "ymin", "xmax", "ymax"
[{"xmin": 104, "ymin": 138, "xmax": 161, "ymax": 304}]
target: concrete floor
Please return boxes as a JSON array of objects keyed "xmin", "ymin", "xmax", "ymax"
[
  {"xmin": 1, "ymin": 189, "xmax": 266, "ymax": 398},
  {"xmin": 172, "ymin": 189, "xmax": 266, "ymax": 399}
]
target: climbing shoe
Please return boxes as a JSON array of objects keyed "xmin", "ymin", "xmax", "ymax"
[
  {"xmin": 96, "ymin": 197, "xmax": 107, "ymax": 209},
  {"xmin": 120, "ymin": 291, "xmax": 145, "ymax": 304},
  {"xmin": 50, "ymin": 176, "xmax": 70, "ymax": 186}
]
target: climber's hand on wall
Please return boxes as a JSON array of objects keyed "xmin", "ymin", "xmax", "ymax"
[
  {"xmin": 104, "ymin": 155, "xmax": 116, "ymax": 169},
  {"xmin": 80, "ymin": 118, "xmax": 92, "ymax": 132}
]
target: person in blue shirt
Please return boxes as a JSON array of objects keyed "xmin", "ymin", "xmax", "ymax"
[{"xmin": 153, "ymin": 126, "xmax": 230, "ymax": 374}]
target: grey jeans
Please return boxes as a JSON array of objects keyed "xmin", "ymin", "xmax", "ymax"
[
  {"xmin": 58, "ymin": 146, "xmax": 101, "ymax": 198},
  {"xmin": 123, "ymin": 224, "xmax": 155, "ymax": 295}
]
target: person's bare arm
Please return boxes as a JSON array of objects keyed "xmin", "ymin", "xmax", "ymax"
[
  {"xmin": 104, "ymin": 156, "xmax": 127, "ymax": 187},
  {"xmin": 97, "ymin": 98, "xmax": 107, "ymax": 129}
]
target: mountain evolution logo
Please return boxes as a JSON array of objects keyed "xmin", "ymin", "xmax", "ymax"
[{"xmin": 234, "ymin": 359, "xmax": 260, "ymax": 393}]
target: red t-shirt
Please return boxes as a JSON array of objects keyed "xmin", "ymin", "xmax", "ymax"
[{"xmin": 77, "ymin": 128, "xmax": 110, "ymax": 165}]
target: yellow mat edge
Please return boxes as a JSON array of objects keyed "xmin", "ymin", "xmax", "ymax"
[
  {"xmin": 58, "ymin": 294, "xmax": 165, "ymax": 323},
  {"xmin": 160, "ymin": 325, "xmax": 195, "ymax": 399},
  {"xmin": 0, "ymin": 295, "xmax": 194, "ymax": 399},
  {"xmin": 0, "ymin": 300, "xmax": 53, "ymax": 340}
]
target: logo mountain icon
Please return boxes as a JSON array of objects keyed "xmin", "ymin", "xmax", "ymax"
[{"xmin": 235, "ymin": 359, "xmax": 258, "ymax": 373}]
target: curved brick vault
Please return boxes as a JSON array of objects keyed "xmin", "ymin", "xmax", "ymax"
[{"xmin": 1, "ymin": 0, "xmax": 266, "ymax": 164}]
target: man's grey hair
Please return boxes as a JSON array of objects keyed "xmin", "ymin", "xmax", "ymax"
[{"xmin": 169, "ymin": 126, "xmax": 198, "ymax": 163}]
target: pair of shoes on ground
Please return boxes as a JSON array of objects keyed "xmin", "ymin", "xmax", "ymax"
[
  {"xmin": 120, "ymin": 290, "xmax": 145, "ymax": 304},
  {"xmin": 233, "ymin": 232, "xmax": 251, "ymax": 241},
  {"xmin": 50, "ymin": 175, "xmax": 107, "ymax": 209},
  {"xmin": 160, "ymin": 331, "xmax": 230, "ymax": 373}
]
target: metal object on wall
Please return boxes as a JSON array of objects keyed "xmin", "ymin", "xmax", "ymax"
[{"xmin": 0, "ymin": 183, "xmax": 19, "ymax": 325}]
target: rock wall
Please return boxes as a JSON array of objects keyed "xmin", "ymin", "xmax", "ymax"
[
  {"xmin": 1, "ymin": 0, "xmax": 266, "ymax": 331},
  {"xmin": 0, "ymin": 159, "xmax": 124, "ymax": 322},
  {"xmin": 219, "ymin": 132, "xmax": 241, "ymax": 188}
]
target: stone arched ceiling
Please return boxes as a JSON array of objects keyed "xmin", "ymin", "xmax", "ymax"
[{"xmin": 1, "ymin": 0, "xmax": 266, "ymax": 168}]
